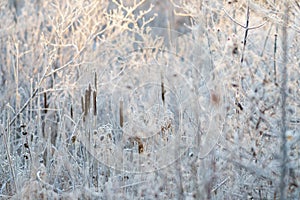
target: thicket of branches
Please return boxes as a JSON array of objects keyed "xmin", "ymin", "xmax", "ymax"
[{"xmin": 0, "ymin": 0, "xmax": 299, "ymax": 199}]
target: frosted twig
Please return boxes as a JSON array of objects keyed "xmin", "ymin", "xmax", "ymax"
[
  {"xmin": 120, "ymin": 180, "xmax": 147, "ymax": 189},
  {"xmin": 211, "ymin": 177, "xmax": 230, "ymax": 193}
]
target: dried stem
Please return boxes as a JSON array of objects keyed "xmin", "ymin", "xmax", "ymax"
[
  {"xmin": 279, "ymin": 1, "xmax": 289, "ymax": 199},
  {"xmin": 119, "ymin": 99, "xmax": 124, "ymax": 128}
]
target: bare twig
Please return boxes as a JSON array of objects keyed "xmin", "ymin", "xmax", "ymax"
[
  {"xmin": 240, "ymin": 2, "xmax": 250, "ymax": 63},
  {"xmin": 211, "ymin": 177, "xmax": 230, "ymax": 193},
  {"xmin": 273, "ymin": 30, "xmax": 278, "ymax": 85},
  {"xmin": 260, "ymin": 24, "xmax": 273, "ymax": 57},
  {"xmin": 119, "ymin": 180, "xmax": 147, "ymax": 189},
  {"xmin": 223, "ymin": 8, "xmax": 267, "ymax": 30},
  {"xmin": 223, "ymin": 4, "xmax": 267, "ymax": 63}
]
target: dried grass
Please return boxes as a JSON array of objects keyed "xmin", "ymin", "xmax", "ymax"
[{"xmin": 0, "ymin": 0, "xmax": 299, "ymax": 199}]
